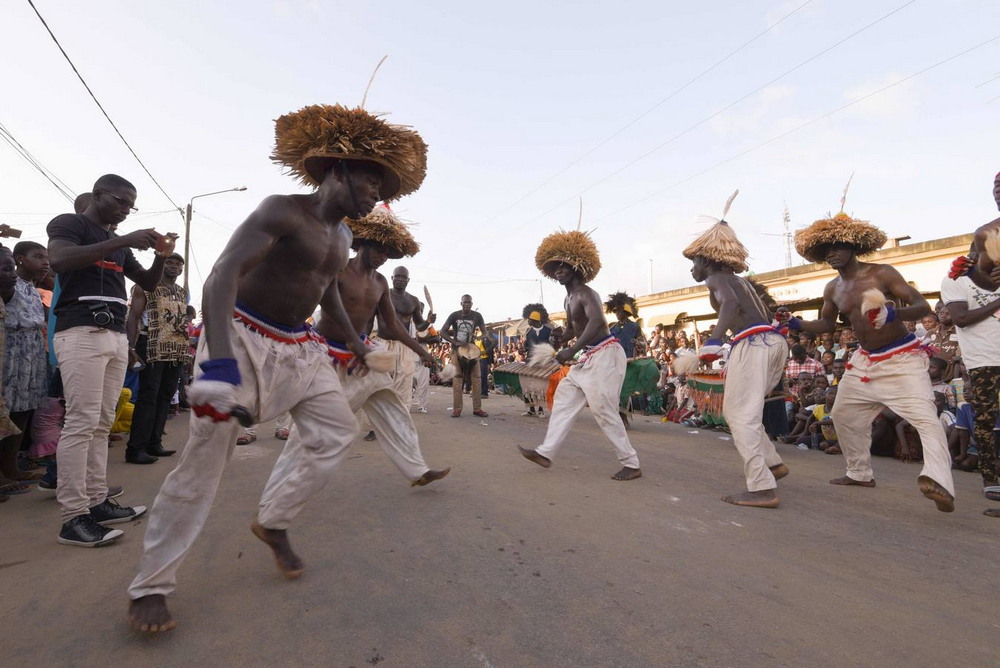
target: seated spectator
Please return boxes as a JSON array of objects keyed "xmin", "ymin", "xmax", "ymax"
[
  {"xmin": 797, "ymin": 331, "xmax": 818, "ymax": 360},
  {"xmin": 919, "ymin": 313, "xmax": 939, "ymax": 345},
  {"xmin": 928, "ymin": 357, "xmax": 957, "ymax": 409},
  {"xmin": 952, "ymin": 398, "xmax": 979, "ymax": 472},
  {"xmin": 816, "ymin": 331, "xmax": 840, "ymax": 358},
  {"xmin": 830, "ymin": 358, "xmax": 846, "ymax": 386},
  {"xmin": 785, "ymin": 344, "xmax": 824, "ymax": 381},
  {"xmin": 834, "ymin": 328, "xmax": 857, "ymax": 359},
  {"xmin": 820, "ymin": 350, "xmax": 835, "ymax": 377},
  {"xmin": 795, "ymin": 386, "xmax": 838, "ymax": 452}
]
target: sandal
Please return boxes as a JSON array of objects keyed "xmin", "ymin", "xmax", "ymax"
[
  {"xmin": 237, "ymin": 433, "xmax": 257, "ymax": 445},
  {"xmin": 451, "ymin": 410, "xmax": 461, "ymax": 418},
  {"xmin": 473, "ymin": 410, "xmax": 489, "ymax": 418},
  {"xmin": 0, "ymin": 480, "xmax": 33, "ymax": 495},
  {"xmin": 983, "ymin": 486, "xmax": 1000, "ymax": 501}
]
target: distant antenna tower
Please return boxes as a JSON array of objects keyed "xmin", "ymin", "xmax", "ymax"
[
  {"xmin": 762, "ymin": 202, "xmax": 795, "ymax": 268},
  {"xmin": 782, "ymin": 203, "xmax": 793, "ymax": 268}
]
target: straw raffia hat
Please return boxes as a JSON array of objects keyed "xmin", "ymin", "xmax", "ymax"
[
  {"xmin": 793, "ymin": 212, "xmax": 886, "ymax": 264},
  {"xmin": 681, "ymin": 190, "xmax": 749, "ymax": 273},
  {"xmin": 535, "ymin": 230, "xmax": 601, "ymax": 283},
  {"xmin": 271, "ymin": 104, "xmax": 427, "ymax": 201},
  {"xmin": 346, "ymin": 205, "xmax": 419, "ymax": 259}
]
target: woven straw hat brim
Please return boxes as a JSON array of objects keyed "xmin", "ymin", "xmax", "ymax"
[
  {"xmin": 535, "ymin": 230, "xmax": 601, "ymax": 284},
  {"xmin": 346, "ymin": 207, "xmax": 420, "ymax": 259},
  {"xmin": 272, "ymin": 104, "xmax": 427, "ymax": 202},
  {"xmin": 793, "ymin": 213, "xmax": 886, "ymax": 263},
  {"xmin": 681, "ymin": 220, "xmax": 749, "ymax": 273}
]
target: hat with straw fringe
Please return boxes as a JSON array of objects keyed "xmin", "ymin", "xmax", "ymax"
[
  {"xmin": 535, "ymin": 230, "xmax": 601, "ymax": 283},
  {"xmin": 793, "ymin": 175, "xmax": 887, "ymax": 263},
  {"xmin": 604, "ymin": 291, "xmax": 638, "ymax": 317},
  {"xmin": 793, "ymin": 212, "xmax": 886, "ymax": 263},
  {"xmin": 271, "ymin": 104, "xmax": 427, "ymax": 201},
  {"xmin": 346, "ymin": 205, "xmax": 419, "ymax": 259},
  {"xmin": 682, "ymin": 190, "xmax": 749, "ymax": 273}
]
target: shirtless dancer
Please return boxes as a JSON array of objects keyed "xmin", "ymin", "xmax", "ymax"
[
  {"xmin": 384, "ymin": 265, "xmax": 435, "ymax": 407},
  {"xmin": 785, "ymin": 208, "xmax": 955, "ymax": 512},
  {"xmin": 518, "ymin": 229, "xmax": 641, "ymax": 480},
  {"xmin": 319, "ymin": 207, "xmax": 449, "ymax": 486},
  {"xmin": 127, "ymin": 103, "xmax": 427, "ymax": 632},
  {"xmin": 683, "ymin": 194, "xmax": 789, "ymax": 508}
]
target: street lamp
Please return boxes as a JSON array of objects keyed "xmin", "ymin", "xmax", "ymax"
[{"xmin": 183, "ymin": 186, "xmax": 247, "ymax": 293}]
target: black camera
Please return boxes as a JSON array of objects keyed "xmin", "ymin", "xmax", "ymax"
[{"xmin": 89, "ymin": 302, "xmax": 114, "ymax": 327}]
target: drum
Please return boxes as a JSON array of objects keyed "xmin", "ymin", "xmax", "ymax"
[
  {"xmin": 492, "ymin": 360, "xmax": 563, "ymax": 406},
  {"xmin": 456, "ymin": 343, "xmax": 480, "ymax": 372},
  {"xmin": 686, "ymin": 369, "xmax": 727, "ymax": 427},
  {"xmin": 619, "ymin": 357, "xmax": 660, "ymax": 410}
]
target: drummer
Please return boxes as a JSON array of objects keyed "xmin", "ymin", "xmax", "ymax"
[
  {"xmin": 440, "ymin": 294, "xmax": 490, "ymax": 418},
  {"xmin": 518, "ymin": 229, "xmax": 642, "ymax": 481},
  {"xmin": 683, "ymin": 191, "xmax": 789, "ymax": 508}
]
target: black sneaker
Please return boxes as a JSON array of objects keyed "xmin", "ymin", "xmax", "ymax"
[
  {"xmin": 58, "ymin": 515, "xmax": 124, "ymax": 547},
  {"xmin": 38, "ymin": 479, "xmax": 56, "ymax": 491},
  {"xmin": 89, "ymin": 498, "xmax": 147, "ymax": 525},
  {"xmin": 108, "ymin": 485, "xmax": 124, "ymax": 499}
]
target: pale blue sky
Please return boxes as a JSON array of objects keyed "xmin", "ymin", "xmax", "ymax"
[{"xmin": 2, "ymin": 0, "xmax": 999, "ymax": 322}]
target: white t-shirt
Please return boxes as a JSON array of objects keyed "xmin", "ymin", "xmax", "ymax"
[{"xmin": 940, "ymin": 275, "xmax": 1000, "ymax": 369}]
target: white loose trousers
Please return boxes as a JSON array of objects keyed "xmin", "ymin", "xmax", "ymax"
[
  {"xmin": 831, "ymin": 348, "xmax": 955, "ymax": 496},
  {"xmin": 129, "ymin": 319, "xmax": 357, "ymax": 600},
  {"xmin": 535, "ymin": 339, "xmax": 640, "ymax": 468},
  {"xmin": 338, "ymin": 363, "xmax": 429, "ymax": 481},
  {"xmin": 721, "ymin": 331, "xmax": 787, "ymax": 492}
]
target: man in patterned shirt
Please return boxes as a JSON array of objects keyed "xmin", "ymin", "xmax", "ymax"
[{"xmin": 125, "ymin": 252, "xmax": 188, "ymax": 464}]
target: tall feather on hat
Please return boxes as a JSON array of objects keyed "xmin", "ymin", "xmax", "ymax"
[
  {"xmin": 793, "ymin": 175, "xmax": 886, "ymax": 263},
  {"xmin": 603, "ymin": 291, "xmax": 638, "ymax": 317},
  {"xmin": 346, "ymin": 204, "xmax": 420, "ymax": 259},
  {"xmin": 681, "ymin": 190, "xmax": 749, "ymax": 273},
  {"xmin": 271, "ymin": 104, "xmax": 427, "ymax": 201},
  {"xmin": 535, "ymin": 199, "xmax": 602, "ymax": 283}
]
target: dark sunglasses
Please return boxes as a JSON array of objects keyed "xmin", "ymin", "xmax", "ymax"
[{"xmin": 96, "ymin": 190, "xmax": 138, "ymax": 213}]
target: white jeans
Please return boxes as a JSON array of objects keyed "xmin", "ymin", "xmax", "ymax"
[
  {"xmin": 536, "ymin": 340, "xmax": 640, "ymax": 468},
  {"xmin": 339, "ymin": 365, "xmax": 429, "ymax": 480},
  {"xmin": 831, "ymin": 348, "xmax": 955, "ymax": 496},
  {"xmin": 129, "ymin": 319, "xmax": 357, "ymax": 599},
  {"xmin": 721, "ymin": 331, "xmax": 787, "ymax": 492},
  {"xmin": 53, "ymin": 327, "xmax": 128, "ymax": 522}
]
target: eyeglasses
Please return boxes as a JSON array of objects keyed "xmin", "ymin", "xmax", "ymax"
[{"xmin": 96, "ymin": 190, "xmax": 138, "ymax": 213}]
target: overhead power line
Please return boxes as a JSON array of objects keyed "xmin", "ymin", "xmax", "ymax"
[
  {"xmin": 27, "ymin": 0, "xmax": 181, "ymax": 211},
  {"xmin": 483, "ymin": 0, "xmax": 818, "ymax": 226},
  {"xmin": 0, "ymin": 121, "xmax": 75, "ymax": 202},
  {"xmin": 489, "ymin": 0, "xmax": 919, "ymax": 241},
  {"xmin": 590, "ymin": 32, "xmax": 1000, "ymax": 226}
]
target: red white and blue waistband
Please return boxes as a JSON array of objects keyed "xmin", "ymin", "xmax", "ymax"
[
  {"xmin": 324, "ymin": 335, "xmax": 371, "ymax": 365},
  {"xmin": 858, "ymin": 333, "xmax": 921, "ymax": 362},
  {"xmin": 233, "ymin": 302, "xmax": 322, "ymax": 345},
  {"xmin": 580, "ymin": 334, "xmax": 620, "ymax": 359},
  {"xmin": 730, "ymin": 323, "xmax": 781, "ymax": 345}
]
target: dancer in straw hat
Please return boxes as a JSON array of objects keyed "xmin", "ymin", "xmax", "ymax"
[
  {"xmin": 128, "ymin": 103, "xmax": 428, "ymax": 633},
  {"xmin": 683, "ymin": 190, "xmax": 789, "ymax": 508},
  {"xmin": 518, "ymin": 228, "xmax": 642, "ymax": 481},
  {"xmin": 781, "ymin": 184, "xmax": 955, "ymax": 513},
  {"xmin": 318, "ymin": 205, "xmax": 449, "ymax": 486}
]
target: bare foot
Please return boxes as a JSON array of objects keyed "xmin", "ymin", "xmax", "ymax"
[
  {"xmin": 411, "ymin": 467, "xmax": 451, "ymax": 487},
  {"xmin": 518, "ymin": 447, "xmax": 551, "ymax": 469},
  {"xmin": 251, "ymin": 521, "xmax": 304, "ymax": 578},
  {"xmin": 829, "ymin": 475, "xmax": 875, "ymax": 487},
  {"xmin": 769, "ymin": 463, "xmax": 790, "ymax": 480},
  {"xmin": 918, "ymin": 475, "xmax": 955, "ymax": 513},
  {"xmin": 612, "ymin": 467, "xmax": 642, "ymax": 481},
  {"xmin": 722, "ymin": 489, "xmax": 780, "ymax": 508},
  {"xmin": 128, "ymin": 594, "xmax": 177, "ymax": 633}
]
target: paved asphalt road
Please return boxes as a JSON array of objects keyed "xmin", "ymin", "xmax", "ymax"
[{"xmin": 2, "ymin": 385, "xmax": 997, "ymax": 667}]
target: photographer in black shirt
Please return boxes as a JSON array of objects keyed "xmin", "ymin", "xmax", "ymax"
[{"xmin": 46, "ymin": 174, "xmax": 171, "ymax": 547}]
